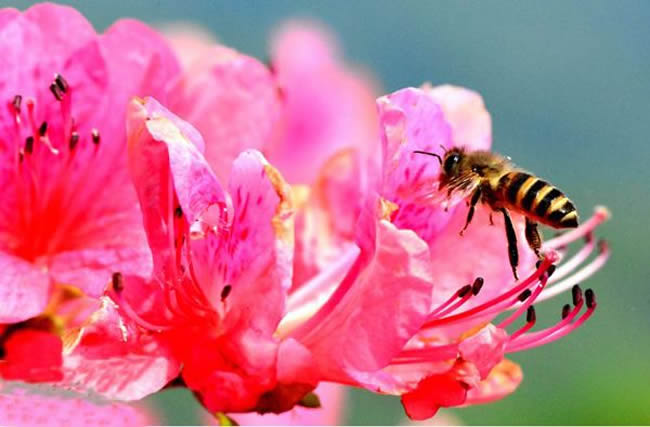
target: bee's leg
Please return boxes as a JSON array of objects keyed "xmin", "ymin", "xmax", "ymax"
[
  {"xmin": 525, "ymin": 217, "xmax": 543, "ymax": 259},
  {"xmin": 500, "ymin": 207, "xmax": 519, "ymax": 280},
  {"xmin": 460, "ymin": 188, "xmax": 481, "ymax": 236}
]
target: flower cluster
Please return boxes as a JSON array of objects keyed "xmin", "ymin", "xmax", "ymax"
[{"xmin": 0, "ymin": 3, "xmax": 609, "ymax": 424}]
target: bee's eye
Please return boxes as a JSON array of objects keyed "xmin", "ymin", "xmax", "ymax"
[{"xmin": 443, "ymin": 153, "xmax": 461, "ymax": 175}]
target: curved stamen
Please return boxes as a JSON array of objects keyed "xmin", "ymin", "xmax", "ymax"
[
  {"xmin": 498, "ymin": 274, "xmax": 548, "ymax": 329},
  {"xmin": 423, "ymin": 252, "xmax": 557, "ymax": 329},
  {"xmin": 546, "ymin": 234, "xmax": 595, "ymax": 284},
  {"xmin": 427, "ymin": 285, "xmax": 473, "ymax": 321},
  {"xmin": 506, "ymin": 297, "xmax": 595, "ymax": 353},
  {"xmin": 535, "ymin": 241, "xmax": 609, "ymax": 304},
  {"xmin": 509, "ymin": 306, "xmax": 537, "ymax": 340},
  {"xmin": 109, "ymin": 273, "xmax": 171, "ymax": 332}
]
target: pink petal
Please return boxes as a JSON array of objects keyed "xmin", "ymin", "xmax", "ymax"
[
  {"xmin": 0, "ymin": 382, "xmax": 153, "ymax": 426},
  {"xmin": 294, "ymin": 217, "xmax": 433, "ymax": 383},
  {"xmin": 126, "ymin": 97, "xmax": 226, "ymax": 274},
  {"xmin": 47, "ymin": 242, "xmax": 152, "ymax": 299},
  {"xmin": 0, "ymin": 3, "xmax": 95, "ymax": 101},
  {"xmin": 267, "ymin": 21, "xmax": 378, "ymax": 184},
  {"xmin": 458, "ymin": 324, "xmax": 508, "ymax": 379},
  {"xmin": 60, "ymin": 297, "xmax": 179, "ymax": 401},
  {"xmin": 168, "ymin": 43, "xmax": 281, "ymax": 184},
  {"xmin": 400, "ymin": 372, "xmax": 468, "ymax": 421},
  {"xmin": 0, "ymin": 252, "xmax": 50, "ymax": 322},
  {"xmin": 425, "ymin": 84, "xmax": 492, "ymax": 151},
  {"xmin": 293, "ymin": 149, "xmax": 366, "ymax": 287},
  {"xmin": 230, "ymin": 382, "xmax": 345, "ymax": 426},
  {"xmin": 377, "ymin": 87, "xmax": 457, "ymax": 243}
]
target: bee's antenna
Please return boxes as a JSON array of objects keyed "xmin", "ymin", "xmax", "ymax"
[
  {"xmin": 413, "ymin": 150, "xmax": 442, "ymax": 165},
  {"xmin": 439, "ymin": 144, "xmax": 448, "ymax": 153}
]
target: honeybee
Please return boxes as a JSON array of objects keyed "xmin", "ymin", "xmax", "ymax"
[{"xmin": 414, "ymin": 147, "xmax": 579, "ymax": 279}]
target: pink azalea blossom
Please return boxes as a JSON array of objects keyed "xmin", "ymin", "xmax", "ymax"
[
  {"xmin": 0, "ymin": 3, "xmax": 180, "ymax": 323},
  {"xmin": 122, "ymin": 96, "xmax": 308, "ymax": 413},
  {"xmin": 0, "ymin": 2, "xmax": 182, "ymax": 401},
  {"xmin": 279, "ymin": 86, "xmax": 609, "ymax": 420},
  {"xmin": 0, "ymin": 381, "xmax": 155, "ymax": 426}
]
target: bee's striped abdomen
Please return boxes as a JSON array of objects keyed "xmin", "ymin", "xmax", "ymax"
[{"xmin": 498, "ymin": 171, "xmax": 578, "ymax": 228}]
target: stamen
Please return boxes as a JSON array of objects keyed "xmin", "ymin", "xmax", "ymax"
[
  {"xmin": 54, "ymin": 74, "xmax": 69, "ymax": 93},
  {"xmin": 12, "ymin": 95, "xmax": 22, "ymax": 112},
  {"xmin": 69, "ymin": 131, "xmax": 79, "ymax": 150},
  {"xmin": 509, "ymin": 306, "xmax": 537, "ymax": 340},
  {"xmin": 506, "ymin": 294, "xmax": 596, "ymax": 353},
  {"xmin": 424, "ymin": 253, "xmax": 558, "ymax": 329},
  {"xmin": 220, "ymin": 284, "xmax": 232, "ymax": 301},
  {"xmin": 38, "ymin": 121, "xmax": 48, "ymax": 137},
  {"xmin": 526, "ymin": 305, "xmax": 536, "ymax": 323},
  {"xmin": 471, "ymin": 277, "xmax": 484, "ymax": 295},
  {"xmin": 91, "ymin": 128, "xmax": 100, "ymax": 145},
  {"xmin": 572, "ymin": 284, "xmax": 583, "ymax": 306},
  {"xmin": 498, "ymin": 275, "xmax": 548, "ymax": 329},
  {"xmin": 546, "ymin": 234, "xmax": 595, "ymax": 283},
  {"xmin": 535, "ymin": 240, "xmax": 610, "ymax": 304},
  {"xmin": 518, "ymin": 289, "xmax": 532, "ymax": 302},
  {"xmin": 585, "ymin": 288, "xmax": 596, "ymax": 309},
  {"xmin": 24, "ymin": 136, "xmax": 34, "ymax": 154},
  {"xmin": 112, "ymin": 272, "xmax": 124, "ymax": 292},
  {"xmin": 49, "ymin": 82, "xmax": 63, "ymax": 101}
]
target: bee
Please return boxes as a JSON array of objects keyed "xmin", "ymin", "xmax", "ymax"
[{"xmin": 414, "ymin": 147, "xmax": 579, "ymax": 279}]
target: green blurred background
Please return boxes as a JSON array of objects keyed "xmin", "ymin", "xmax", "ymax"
[{"xmin": 12, "ymin": 0, "xmax": 650, "ymax": 424}]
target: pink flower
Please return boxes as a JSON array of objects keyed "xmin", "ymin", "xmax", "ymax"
[
  {"xmin": 0, "ymin": 3, "xmax": 180, "ymax": 323},
  {"xmin": 279, "ymin": 86, "xmax": 609, "ymax": 420},
  {"xmin": 0, "ymin": 381, "xmax": 155, "ymax": 426},
  {"xmin": 121, "ymin": 96, "xmax": 307, "ymax": 413},
  {"xmin": 0, "ymin": 3, "xmax": 182, "ymax": 401}
]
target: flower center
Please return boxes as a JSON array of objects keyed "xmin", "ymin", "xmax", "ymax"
[{"xmin": 3, "ymin": 74, "xmax": 102, "ymax": 261}]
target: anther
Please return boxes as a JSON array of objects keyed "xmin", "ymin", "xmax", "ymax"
[
  {"xmin": 25, "ymin": 136, "xmax": 34, "ymax": 154},
  {"xmin": 220, "ymin": 284, "xmax": 232, "ymax": 301},
  {"xmin": 585, "ymin": 289, "xmax": 596, "ymax": 309},
  {"xmin": 49, "ymin": 82, "xmax": 63, "ymax": 101},
  {"xmin": 12, "ymin": 95, "xmax": 22, "ymax": 112},
  {"xmin": 457, "ymin": 284, "xmax": 472, "ymax": 298},
  {"xmin": 69, "ymin": 131, "xmax": 79, "ymax": 150},
  {"xmin": 54, "ymin": 74, "xmax": 69, "ymax": 93},
  {"xmin": 536, "ymin": 260, "xmax": 542, "ymax": 269},
  {"xmin": 112, "ymin": 272, "xmax": 124, "ymax": 292},
  {"xmin": 38, "ymin": 121, "xmax": 48, "ymax": 136},
  {"xmin": 471, "ymin": 277, "xmax": 484, "ymax": 296},
  {"xmin": 598, "ymin": 239, "xmax": 609, "ymax": 253},
  {"xmin": 526, "ymin": 306, "xmax": 536, "ymax": 323},
  {"xmin": 518, "ymin": 289, "xmax": 532, "ymax": 302},
  {"xmin": 546, "ymin": 264, "xmax": 557, "ymax": 278},
  {"xmin": 91, "ymin": 128, "xmax": 100, "ymax": 145},
  {"xmin": 561, "ymin": 304, "xmax": 571, "ymax": 319},
  {"xmin": 174, "ymin": 207, "xmax": 183, "ymax": 218},
  {"xmin": 571, "ymin": 285, "xmax": 583, "ymax": 306}
]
